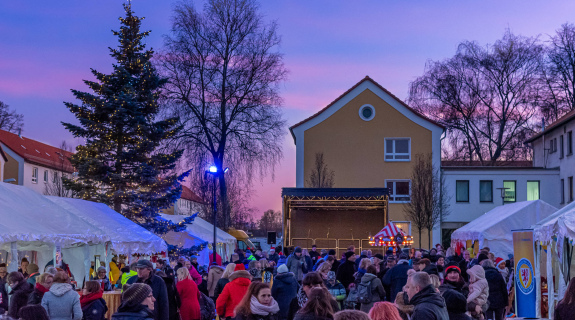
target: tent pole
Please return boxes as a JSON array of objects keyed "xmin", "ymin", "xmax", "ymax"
[
  {"xmin": 8, "ymin": 242, "xmax": 18, "ymax": 272},
  {"xmin": 83, "ymin": 244, "xmax": 90, "ymax": 289}
]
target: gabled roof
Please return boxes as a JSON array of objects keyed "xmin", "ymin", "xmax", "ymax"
[
  {"xmin": 181, "ymin": 185, "xmax": 207, "ymax": 204},
  {"xmin": 289, "ymin": 76, "xmax": 445, "ymax": 142},
  {"xmin": 0, "ymin": 145, "xmax": 7, "ymax": 162},
  {"xmin": 0, "ymin": 129, "xmax": 74, "ymax": 173},
  {"xmin": 525, "ymin": 109, "xmax": 575, "ymax": 143}
]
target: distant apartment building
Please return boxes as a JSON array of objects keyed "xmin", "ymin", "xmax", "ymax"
[{"xmin": 0, "ymin": 129, "xmax": 74, "ymax": 195}]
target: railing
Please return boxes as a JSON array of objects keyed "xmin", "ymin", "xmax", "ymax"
[{"xmin": 290, "ymin": 238, "xmax": 386, "ymax": 256}]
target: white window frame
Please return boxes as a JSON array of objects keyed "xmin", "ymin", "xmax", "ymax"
[
  {"xmin": 358, "ymin": 104, "xmax": 376, "ymax": 121},
  {"xmin": 384, "ymin": 138, "xmax": 411, "ymax": 162},
  {"xmin": 43, "ymin": 170, "xmax": 48, "ymax": 183},
  {"xmin": 392, "ymin": 221, "xmax": 412, "ymax": 236},
  {"xmin": 32, "ymin": 167, "xmax": 38, "ymax": 183},
  {"xmin": 386, "ymin": 179, "xmax": 411, "ymax": 203},
  {"xmin": 53, "ymin": 171, "xmax": 59, "ymax": 183}
]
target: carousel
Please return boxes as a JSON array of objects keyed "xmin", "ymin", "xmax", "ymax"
[{"xmin": 369, "ymin": 221, "xmax": 414, "ymax": 251}]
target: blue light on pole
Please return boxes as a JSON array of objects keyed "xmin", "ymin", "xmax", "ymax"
[
  {"xmin": 209, "ymin": 166, "xmax": 218, "ymax": 173},
  {"xmin": 206, "ymin": 165, "xmax": 228, "ymax": 260}
]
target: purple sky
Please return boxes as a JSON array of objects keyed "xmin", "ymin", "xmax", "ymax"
[{"xmin": 2, "ymin": 1, "xmax": 575, "ymax": 218}]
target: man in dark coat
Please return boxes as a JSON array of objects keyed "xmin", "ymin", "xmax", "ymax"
[
  {"xmin": 271, "ymin": 265, "xmax": 298, "ymax": 320},
  {"xmin": 7, "ymin": 272, "xmax": 33, "ymax": 319},
  {"xmin": 442, "ymin": 289, "xmax": 471, "ymax": 320},
  {"xmin": 382, "ymin": 253, "xmax": 412, "ymax": 301},
  {"xmin": 481, "ymin": 260, "xmax": 508, "ymax": 320},
  {"xmin": 309, "ymin": 245, "xmax": 321, "ymax": 265},
  {"xmin": 329, "ymin": 250, "xmax": 341, "ymax": 272},
  {"xmin": 406, "ymin": 272, "xmax": 449, "ymax": 320},
  {"xmin": 336, "ymin": 251, "xmax": 357, "ymax": 291},
  {"xmin": 127, "ymin": 259, "xmax": 169, "ymax": 320}
]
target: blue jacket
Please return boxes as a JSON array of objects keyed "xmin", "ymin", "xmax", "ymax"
[
  {"xmin": 382, "ymin": 260, "xmax": 412, "ymax": 300},
  {"xmin": 271, "ymin": 273, "xmax": 299, "ymax": 320},
  {"xmin": 82, "ymin": 298, "xmax": 108, "ymax": 320}
]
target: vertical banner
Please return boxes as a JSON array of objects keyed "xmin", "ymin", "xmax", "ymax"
[{"xmin": 513, "ymin": 230, "xmax": 536, "ymax": 318}]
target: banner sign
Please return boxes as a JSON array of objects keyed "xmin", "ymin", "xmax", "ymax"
[{"xmin": 513, "ymin": 230, "xmax": 536, "ymax": 318}]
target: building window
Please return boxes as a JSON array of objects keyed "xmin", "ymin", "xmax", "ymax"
[
  {"xmin": 43, "ymin": 170, "xmax": 48, "ymax": 183},
  {"xmin": 32, "ymin": 167, "xmax": 38, "ymax": 183},
  {"xmin": 393, "ymin": 221, "xmax": 412, "ymax": 236},
  {"xmin": 53, "ymin": 171, "xmax": 59, "ymax": 183},
  {"xmin": 560, "ymin": 135, "xmax": 564, "ymax": 158},
  {"xmin": 386, "ymin": 180, "xmax": 411, "ymax": 203},
  {"xmin": 527, "ymin": 181, "xmax": 540, "ymax": 201},
  {"xmin": 479, "ymin": 180, "xmax": 493, "ymax": 202},
  {"xmin": 456, "ymin": 180, "xmax": 469, "ymax": 202},
  {"xmin": 570, "ymin": 177, "xmax": 574, "ymax": 203},
  {"xmin": 561, "ymin": 179, "xmax": 565, "ymax": 204},
  {"xmin": 568, "ymin": 131, "xmax": 573, "ymax": 155},
  {"xmin": 503, "ymin": 180, "xmax": 516, "ymax": 203},
  {"xmin": 358, "ymin": 104, "xmax": 376, "ymax": 121},
  {"xmin": 384, "ymin": 138, "xmax": 411, "ymax": 161}
]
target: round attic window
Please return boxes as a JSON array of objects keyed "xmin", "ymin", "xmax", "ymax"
[{"xmin": 359, "ymin": 104, "xmax": 375, "ymax": 121}]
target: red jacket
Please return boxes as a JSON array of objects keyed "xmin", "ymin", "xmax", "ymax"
[
  {"xmin": 177, "ymin": 278, "xmax": 201, "ymax": 320},
  {"xmin": 215, "ymin": 270, "xmax": 252, "ymax": 318},
  {"xmin": 210, "ymin": 253, "xmax": 222, "ymax": 266}
]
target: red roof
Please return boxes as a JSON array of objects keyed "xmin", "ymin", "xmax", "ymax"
[
  {"xmin": 525, "ymin": 109, "xmax": 575, "ymax": 143},
  {"xmin": 289, "ymin": 76, "xmax": 445, "ymax": 142},
  {"xmin": 181, "ymin": 185, "xmax": 206, "ymax": 204},
  {"xmin": 0, "ymin": 129, "xmax": 74, "ymax": 173}
]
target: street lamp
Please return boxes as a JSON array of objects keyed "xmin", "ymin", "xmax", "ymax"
[{"xmin": 205, "ymin": 165, "xmax": 229, "ymax": 258}]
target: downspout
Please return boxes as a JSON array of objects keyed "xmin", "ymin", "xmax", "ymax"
[{"xmin": 439, "ymin": 129, "xmax": 447, "ymax": 245}]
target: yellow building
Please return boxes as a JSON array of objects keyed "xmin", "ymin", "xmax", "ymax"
[{"xmin": 290, "ymin": 76, "xmax": 444, "ymax": 249}]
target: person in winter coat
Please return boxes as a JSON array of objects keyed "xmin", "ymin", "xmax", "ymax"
[
  {"xmin": 7, "ymin": 271, "xmax": 34, "ymax": 318},
  {"xmin": 216, "ymin": 268, "xmax": 252, "ymax": 319},
  {"xmin": 126, "ymin": 260, "xmax": 169, "ymax": 320},
  {"xmin": 214, "ymin": 263, "xmax": 236, "ymax": 302},
  {"xmin": 405, "ymin": 272, "xmax": 448, "ymax": 320},
  {"xmin": 301, "ymin": 249, "xmax": 314, "ymax": 273},
  {"xmin": 261, "ymin": 259, "xmax": 275, "ymax": 286},
  {"xmin": 41, "ymin": 271, "xmax": 83, "ymax": 320},
  {"xmin": 394, "ymin": 291, "xmax": 414, "ymax": 320},
  {"xmin": 287, "ymin": 272, "xmax": 339, "ymax": 320},
  {"xmin": 112, "ymin": 283, "xmax": 156, "ymax": 320},
  {"xmin": 249, "ymin": 260, "xmax": 263, "ymax": 282},
  {"xmin": 28, "ymin": 273, "xmax": 54, "ymax": 305},
  {"xmin": 286, "ymin": 247, "xmax": 307, "ymax": 282},
  {"xmin": 293, "ymin": 287, "xmax": 335, "ymax": 320},
  {"xmin": 184, "ymin": 260, "xmax": 203, "ymax": 286},
  {"xmin": 359, "ymin": 265, "xmax": 385, "ymax": 313},
  {"xmin": 176, "ymin": 267, "xmax": 200, "ymax": 320},
  {"xmin": 442, "ymin": 289, "xmax": 471, "ymax": 320},
  {"xmin": 235, "ymin": 282, "xmax": 280, "ymax": 320},
  {"xmin": 354, "ymin": 258, "xmax": 371, "ymax": 286},
  {"xmin": 480, "ymin": 260, "xmax": 507, "ymax": 320},
  {"xmin": 26, "ymin": 264, "xmax": 40, "ymax": 287},
  {"xmin": 382, "ymin": 254, "xmax": 412, "ymax": 300},
  {"xmin": 336, "ymin": 252, "xmax": 357, "ymax": 291},
  {"xmin": 439, "ymin": 263, "xmax": 469, "ymax": 297},
  {"xmin": 555, "ymin": 276, "xmax": 575, "ymax": 320},
  {"xmin": 368, "ymin": 301, "xmax": 403, "ymax": 320},
  {"xmin": 324, "ymin": 271, "xmax": 346, "ymax": 308},
  {"xmin": 466, "ymin": 265, "xmax": 489, "ymax": 320},
  {"xmin": 493, "ymin": 258, "xmax": 508, "ymax": 284},
  {"xmin": 208, "ymin": 264, "xmax": 225, "ymax": 298},
  {"xmin": 271, "ymin": 265, "xmax": 298, "ymax": 320},
  {"xmin": 18, "ymin": 304, "xmax": 50, "ymax": 320},
  {"xmin": 309, "ymin": 246, "xmax": 321, "ymax": 266},
  {"xmin": 317, "ymin": 262, "xmax": 333, "ymax": 280},
  {"xmin": 80, "ymin": 281, "xmax": 108, "ymax": 320},
  {"xmin": 156, "ymin": 271, "xmax": 181, "ymax": 320},
  {"xmin": 96, "ymin": 267, "xmax": 113, "ymax": 292}
]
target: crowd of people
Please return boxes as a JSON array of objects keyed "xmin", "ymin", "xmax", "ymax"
[{"xmin": 2, "ymin": 244, "xmax": 575, "ymax": 320}]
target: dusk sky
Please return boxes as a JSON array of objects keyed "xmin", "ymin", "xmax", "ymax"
[{"xmin": 2, "ymin": 1, "xmax": 575, "ymax": 217}]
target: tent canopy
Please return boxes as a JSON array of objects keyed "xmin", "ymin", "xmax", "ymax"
[
  {"xmin": 534, "ymin": 200, "xmax": 575, "ymax": 243},
  {"xmin": 47, "ymin": 196, "xmax": 167, "ymax": 255},
  {"xmin": 451, "ymin": 200, "xmax": 558, "ymax": 258}
]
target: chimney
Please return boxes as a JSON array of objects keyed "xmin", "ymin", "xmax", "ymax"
[{"xmin": 18, "ymin": 128, "xmax": 22, "ymax": 138}]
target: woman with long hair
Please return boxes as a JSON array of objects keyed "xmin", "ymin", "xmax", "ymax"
[
  {"xmin": 287, "ymin": 272, "xmax": 339, "ymax": 320},
  {"xmin": 176, "ymin": 267, "xmax": 201, "ymax": 320},
  {"xmin": 317, "ymin": 262, "xmax": 332, "ymax": 280},
  {"xmin": 80, "ymin": 281, "xmax": 107, "ymax": 320},
  {"xmin": 294, "ymin": 287, "xmax": 334, "ymax": 320},
  {"xmin": 235, "ymin": 282, "xmax": 280, "ymax": 320},
  {"xmin": 555, "ymin": 277, "xmax": 575, "ymax": 320},
  {"xmin": 214, "ymin": 263, "xmax": 236, "ymax": 301},
  {"xmin": 368, "ymin": 301, "xmax": 402, "ymax": 320},
  {"xmin": 354, "ymin": 258, "xmax": 372, "ymax": 285}
]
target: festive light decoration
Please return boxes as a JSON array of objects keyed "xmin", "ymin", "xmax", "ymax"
[{"xmin": 369, "ymin": 222, "xmax": 414, "ymax": 247}]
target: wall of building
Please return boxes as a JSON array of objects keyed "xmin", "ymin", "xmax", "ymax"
[
  {"xmin": 0, "ymin": 144, "xmax": 23, "ymax": 185},
  {"xmin": 23, "ymin": 162, "xmax": 59, "ymax": 194}
]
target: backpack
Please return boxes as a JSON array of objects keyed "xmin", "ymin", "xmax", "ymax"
[
  {"xmin": 356, "ymin": 279, "xmax": 373, "ymax": 304},
  {"xmin": 198, "ymin": 291, "xmax": 215, "ymax": 320},
  {"xmin": 344, "ymin": 285, "xmax": 359, "ymax": 310}
]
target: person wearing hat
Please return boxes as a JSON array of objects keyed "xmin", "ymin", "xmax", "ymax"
[
  {"xmin": 272, "ymin": 264, "xmax": 298, "ymax": 320},
  {"xmin": 96, "ymin": 267, "xmax": 113, "ymax": 291},
  {"xmin": 112, "ymin": 283, "xmax": 155, "ymax": 320},
  {"xmin": 286, "ymin": 247, "xmax": 306, "ymax": 283},
  {"xmin": 190, "ymin": 256, "xmax": 199, "ymax": 271},
  {"xmin": 126, "ymin": 260, "xmax": 169, "ymax": 320},
  {"xmin": 324, "ymin": 270, "xmax": 346, "ymax": 309},
  {"xmin": 480, "ymin": 259, "xmax": 508, "ymax": 320},
  {"xmin": 439, "ymin": 262, "xmax": 468, "ymax": 297},
  {"xmin": 382, "ymin": 252, "xmax": 412, "ymax": 301},
  {"xmin": 336, "ymin": 251, "xmax": 357, "ymax": 291},
  {"xmin": 442, "ymin": 289, "xmax": 471, "ymax": 320},
  {"xmin": 494, "ymin": 257, "xmax": 508, "ymax": 283}
]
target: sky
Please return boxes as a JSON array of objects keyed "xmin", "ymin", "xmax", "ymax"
[{"xmin": 2, "ymin": 0, "xmax": 575, "ymax": 218}]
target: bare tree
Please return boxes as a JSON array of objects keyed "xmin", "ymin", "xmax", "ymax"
[
  {"xmin": 257, "ymin": 209, "xmax": 282, "ymax": 233},
  {"xmin": 0, "ymin": 101, "xmax": 24, "ymax": 133},
  {"xmin": 409, "ymin": 30, "xmax": 543, "ymax": 163},
  {"xmin": 44, "ymin": 141, "xmax": 75, "ymax": 198},
  {"xmin": 306, "ymin": 152, "xmax": 335, "ymax": 188},
  {"xmin": 404, "ymin": 154, "xmax": 449, "ymax": 249},
  {"xmin": 158, "ymin": 0, "xmax": 287, "ymax": 230}
]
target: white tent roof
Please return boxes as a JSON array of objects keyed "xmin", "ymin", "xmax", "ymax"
[
  {"xmin": 47, "ymin": 196, "xmax": 167, "ymax": 255},
  {"xmin": 451, "ymin": 200, "xmax": 558, "ymax": 258},
  {"xmin": 533, "ymin": 200, "xmax": 575, "ymax": 243},
  {"xmin": 0, "ymin": 182, "xmax": 107, "ymax": 249},
  {"xmin": 160, "ymin": 214, "xmax": 236, "ymax": 247}
]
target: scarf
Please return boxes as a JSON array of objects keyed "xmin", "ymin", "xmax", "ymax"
[
  {"xmin": 250, "ymin": 296, "xmax": 279, "ymax": 316},
  {"xmin": 296, "ymin": 286, "xmax": 307, "ymax": 308},
  {"xmin": 80, "ymin": 291, "xmax": 103, "ymax": 308},
  {"xmin": 35, "ymin": 283, "xmax": 49, "ymax": 295}
]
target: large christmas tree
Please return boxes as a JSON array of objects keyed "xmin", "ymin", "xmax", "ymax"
[{"xmin": 63, "ymin": 4, "xmax": 188, "ymax": 234}]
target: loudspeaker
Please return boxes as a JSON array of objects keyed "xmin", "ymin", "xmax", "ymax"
[{"xmin": 267, "ymin": 231, "xmax": 277, "ymax": 244}]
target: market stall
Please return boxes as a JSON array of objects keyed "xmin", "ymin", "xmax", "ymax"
[{"xmin": 369, "ymin": 221, "xmax": 413, "ymax": 249}]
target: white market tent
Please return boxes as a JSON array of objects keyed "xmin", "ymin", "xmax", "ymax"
[
  {"xmin": 160, "ymin": 214, "xmax": 236, "ymax": 265},
  {"xmin": 451, "ymin": 200, "xmax": 558, "ymax": 259}
]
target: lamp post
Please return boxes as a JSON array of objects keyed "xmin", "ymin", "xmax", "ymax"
[{"xmin": 205, "ymin": 165, "xmax": 229, "ymax": 258}]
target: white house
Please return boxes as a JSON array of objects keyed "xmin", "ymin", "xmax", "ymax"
[
  {"xmin": 435, "ymin": 161, "xmax": 561, "ymax": 246},
  {"xmin": 0, "ymin": 129, "xmax": 74, "ymax": 194},
  {"xmin": 162, "ymin": 185, "xmax": 206, "ymax": 216},
  {"xmin": 526, "ymin": 110, "xmax": 575, "ymax": 206},
  {"xmin": 0, "ymin": 145, "xmax": 7, "ymax": 182}
]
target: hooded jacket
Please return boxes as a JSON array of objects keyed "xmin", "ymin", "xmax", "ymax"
[
  {"xmin": 112, "ymin": 304, "xmax": 155, "ymax": 320},
  {"xmin": 483, "ymin": 266, "xmax": 507, "ymax": 310},
  {"xmin": 271, "ymin": 272, "xmax": 299, "ymax": 320},
  {"xmin": 41, "ymin": 282, "xmax": 83, "ymax": 320},
  {"xmin": 126, "ymin": 273, "xmax": 169, "ymax": 320},
  {"xmin": 358, "ymin": 273, "xmax": 385, "ymax": 313},
  {"xmin": 8, "ymin": 280, "xmax": 33, "ymax": 318},
  {"xmin": 466, "ymin": 265, "xmax": 489, "ymax": 307},
  {"xmin": 382, "ymin": 260, "xmax": 412, "ymax": 300},
  {"xmin": 208, "ymin": 266, "xmax": 225, "ymax": 297},
  {"xmin": 216, "ymin": 270, "xmax": 252, "ymax": 318},
  {"xmin": 286, "ymin": 254, "xmax": 306, "ymax": 281},
  {"xmin": 409, "ymin": 285, "xmax": 449, "ymax": 320},
  {"xmin": 395, "ymin": 291, "xmax": 414, "ymax": 320}
]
